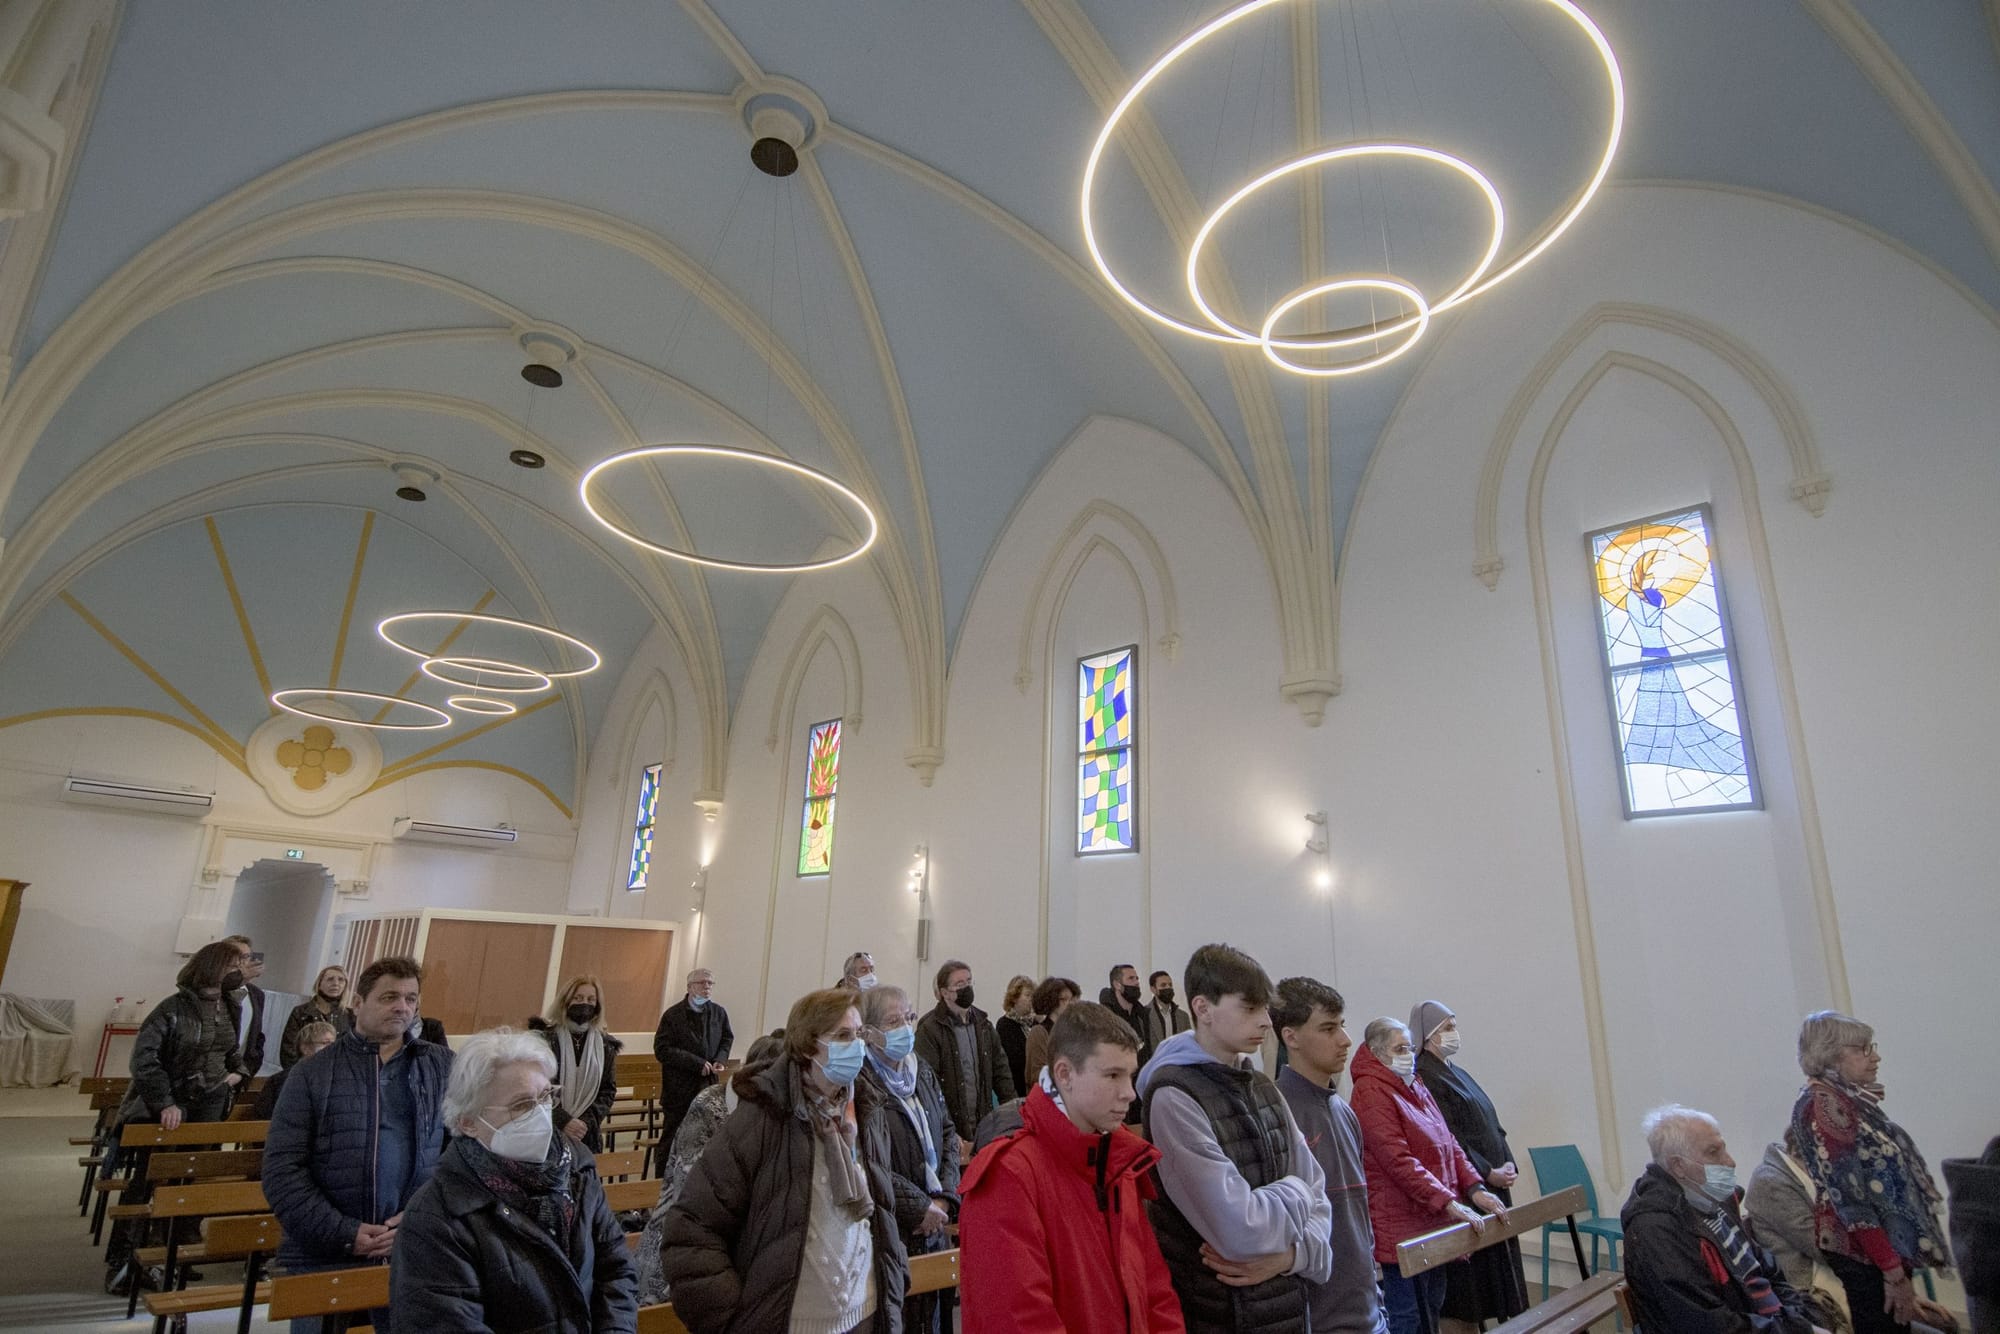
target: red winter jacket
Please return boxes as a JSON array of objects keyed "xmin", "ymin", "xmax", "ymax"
[
  {"xmin": 959, "ymin": 1084, "xmax": 1187, "ymax": 1334},
  {"xmin": 1349, "ymin": 1043, "xmax": 1484, "ymax": 1264}
]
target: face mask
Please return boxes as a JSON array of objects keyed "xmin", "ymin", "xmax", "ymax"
[
  {"xmin": 1121, "ymin": 984, "xmax": 1141, "ymax": 1005},
  {"xmin": 954, "ymin": 985, "xmax": 975, "ymax": 1010},
  {"xmin": 689, "ymin": 995, "xmax": 709, "ymax": 1010},
  {"xmin": 1695, "ymin": 1162, "xmax": 1737, "ymax": 1202},
  {"xmin": 856, "ymin": 974, "xmax": 879, "ymax": 991},
  {"xmin": 566, "ymin": 1003, "xmax": 598, "ymax": 1026},
  {"xmin": 817, "ymin": 1038, "xmax": 865, "ymax": 1086},
  {"xmin": 881, "ymin": 1024, "xmax": 916, "ymax": 1062},
  {"xmin": 1389, "ymin": 1051, "xmax": 1417, "ymax": 1081},
  {"xmin": 480, "ymin": 1103, "xmax": 552, "ymax": 1162},
  {"xmin": 222, "ymin": 970, "xmax": 245, "ymax": 992},
  {"xmin": 1435, "ymin": 1031, "xmax": 1461, "ymax": 1058},
  {"xmin": 1157, "ymin": 988, "xmax": 1175, "ymax": 1005}
]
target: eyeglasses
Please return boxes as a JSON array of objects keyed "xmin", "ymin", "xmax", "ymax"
[
  {"xmin": 1845, "ymin": 1042, "xmax": 1879, "ymax": 1057},
  {"xmin": 487, "ymin": 1086, "xmax": 560, "ymax": 1119}
]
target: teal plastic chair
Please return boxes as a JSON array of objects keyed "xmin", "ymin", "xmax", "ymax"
[{"xmin": 1527, "ymin": 1144, "xmax": 1624, "ymax": 1297}]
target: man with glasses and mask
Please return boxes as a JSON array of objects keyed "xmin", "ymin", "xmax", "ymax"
[
  {"xmin": 654, "ymin": 967, "xmax": 733, "ymax": 1151},
  {"xmin": 223, "ymin": 934, "xmax": 269, "ymax": 1076},
  {"xmin": 916, "ymin": 958, "xmax": 1017, "ymax": 1162},
  {"xmin": 264, "ymin": 956, "xmax": 452, "ymax": 1332}
]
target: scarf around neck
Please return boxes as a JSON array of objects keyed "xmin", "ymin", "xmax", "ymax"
[
  {"xmin": 462, "ymin": 1134, "xmax": 581, "ymax": 1262},
  {"xmin": 554, "ymin": 1025, "xmax": 604, "ymax": 1121},
  {"xmin": 1795, "ymin": 1073, "xmax": 1951, "ymax": 1272},
  {"xmin": 866, "ymin": 1048, "xmax": 940, "ymax": 1186},
  {"xmin": 793, "ymin": 1061, "xmax": 873, "ymax": 1221}
]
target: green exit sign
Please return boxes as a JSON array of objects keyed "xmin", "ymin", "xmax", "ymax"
[{"xmin": 284, "ymin": 849, "xmax": 304, "ymax": 860}]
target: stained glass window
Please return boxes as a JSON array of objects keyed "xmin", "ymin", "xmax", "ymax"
[
  {"xmin": 798, "ymin": 719, "xmax": 841, "ymax": 876},
  {"xmin": 627, "ymin": 762, "xmax": 662, "ymax": 890},
  {"xmin": 1078, "ymin": 647, "xmax": 1136, "ymax": 853},
  {"xmin": 1588, "ymin": 505, "xmax": 1758, "ymax": 816}
]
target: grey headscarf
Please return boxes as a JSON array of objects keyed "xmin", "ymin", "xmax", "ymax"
[{"xmin": 1410, "ymin": 999, "xmax": 1455, "ymax": 1050}]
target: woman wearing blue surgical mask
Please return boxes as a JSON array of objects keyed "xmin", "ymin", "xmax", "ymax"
[
  {"xmin": 390, "ymin": 1027, "xmax": 637, "ymax": 1333},
  {"xmin": 663, "ymin": 989, "xmax": 908, "ymax": 1334},
  {"xmin": 858, "ymin": 984, "xmax": 961, "ymax": 1334}
]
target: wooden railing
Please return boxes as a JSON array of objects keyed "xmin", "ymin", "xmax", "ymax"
[{"xmin": 1397, "ymin": 1186, "xmax": 1627, "ymax": 1331}]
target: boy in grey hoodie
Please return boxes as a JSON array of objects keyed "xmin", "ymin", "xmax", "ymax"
[{"xmin": 1136, "ymin": 944, "xmax": 1333, "ymax": 1334}]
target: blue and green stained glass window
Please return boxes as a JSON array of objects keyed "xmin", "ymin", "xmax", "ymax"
[
  {"xmin": 798, "ymin": 719, "xmax": 840, "ymax": 877},
  {"xmin": 627, "ymin": 762, "xmax": 662, "ymax": 890},
  {"xmin": 1588, "ymin": 505, "xmax": 1757, "ymax": 816},
  {"xmin": 1078, "ymin": 647, "xmax": 1136, "ymax": 853}
]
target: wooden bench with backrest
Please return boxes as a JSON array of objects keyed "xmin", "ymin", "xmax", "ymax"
[
  {"xmin": 122, "ymin": 1178, "xmax": 268, "ymax": 1318},
  {"xmin": 95, "ymin": 1119, "xmax": 271, "ymax": 1240},
  {"xmin": 129, "ymin": 1149, "xmax": 267, "ymax": 1269},
  {"xmin": 601, "ymin": 1177, "xmax": 660, "ymax": 1215},
  {"xmin": 267, "ymin": 1260, "xmax": 391, "ymax": 1334},
  {"xmin": 594, "ymin": 1148, "xmax": 646, "ymax": 1180},
  {"xmin": 1397, "ymin": 1185, "xmax": 1624, "ymax": 1332},
  {"xmin": 75, "ymin": 1079, "xmax": 133, "ymax": 1212}
]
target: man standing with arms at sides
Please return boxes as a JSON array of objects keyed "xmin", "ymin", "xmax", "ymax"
[
  {"xmin": 916, "ymin": 958, "xmax": 1016, "ymax": 1162},
  {"xmin": 1145, "ymin": 969, "xmax": 1192, "ymax": 1056},
  {"xmin": 1138, "ymin": 943, "xmax": 1333, "ymax": 1334},
  {"xmin": 264, "ymin": 956, "xmax": 451, "ymax": 1333},
  {"xmin": 223, "ymin": 935, "xmax": 269, "ymax": 1077},
  {"xmin": 1271, "ymin": 976, "xmax": 1390, "ymax": 1334},
  {"xmin": 960, "ymin": 1001, "xmax": 1186, "ymax": 1332},
  {"xmin": 653, "ymin": 967, "xmax": 732, "ymax": 1149}
]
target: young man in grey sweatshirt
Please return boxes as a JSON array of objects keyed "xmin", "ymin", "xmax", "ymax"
[
  {"xmin": 1136, "ymin": 944, "xmax": 1334, "ymax": 1334},
  {"xmin": 1272, "ymin": 975, "xmax": 1391, "ymax": 1334}
]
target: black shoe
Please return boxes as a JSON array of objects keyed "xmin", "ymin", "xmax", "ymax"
[
  {"xmin": 139, "ymin": 1265, "xmax": 164, "ymax": 1291},
  {"xmin": 179, "ymin": 1266, "xmax": 204, "ymax": 1282}
]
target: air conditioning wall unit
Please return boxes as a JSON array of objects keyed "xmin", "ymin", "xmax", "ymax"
[
  {"xmin": 62, "ymin": 776, "xmax": 214, "ymax": 815},
  {"xmin": 391, "ymin": 818, "xmax": 518, "ymax": 847}
]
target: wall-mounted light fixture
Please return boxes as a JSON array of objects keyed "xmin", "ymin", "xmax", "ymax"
[
  {"xmin": 689, "ymin": 864, "xmax": 709, "ymax": 915},
  {"xmin": 1305, "ymin": 811, "xmax": 1332, "ymax": 889},
  {"xmin": 910, "ymin": 844, "xmax": 933, "ymax": 962}
]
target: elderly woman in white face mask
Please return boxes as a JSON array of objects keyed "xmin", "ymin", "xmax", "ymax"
[{"xmin": 390, "ymin": 1028, "xmax": 637, "ymax": 1334}]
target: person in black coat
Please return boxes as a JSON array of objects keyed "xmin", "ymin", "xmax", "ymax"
[
  {"xmin": 264, "ymin": 955, "xmax": 452, "ymax": 1332},
  {"xmin": 1412, "ymin": 999, "xmax": 1530, "ymax": 1323},
  {"xmin": 653, "ymin": 968, "xmax": 732, "ymax": 1149},
  {"xmin": 1943, "ymin": 1136, "xmax": 2000, "ymax": 1334},
  {"xmin": 529, "ymin": 976, "xmax": 623, "ymax": 1153},
  {"xmin": 224, "ymin": 935, "xmax": 269, "ymax": 1075},
  {"xmin": 390, "ymin": 1027, "xmax": 638, "ymax": 1334},
  {"xmin": 913, "ymin": 959, "xmax": 1016, "ymax": 1153},
  {"xmin": 858, "ymin": 984, "xmax": 962, "ymax": 1334},
  {"xmin": 279, "ymin": 966, "xmax": 353, "ymax": 1068},
  {"xmin": 254, "ymin": 1020, "xmax": 338, "ymax": 1119}
]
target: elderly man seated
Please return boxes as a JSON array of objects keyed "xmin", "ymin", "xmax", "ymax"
[{"xmin": 1622, "ymin": 1103, "xmax": 1829, "ymax": 1334}]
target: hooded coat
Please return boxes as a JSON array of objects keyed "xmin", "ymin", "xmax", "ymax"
[
  {"xmin": 659, "ymin": 1058, "xmax": 907, "ymax": 1334},
  {"xmin": 959, "ymin": 1083, "xmax": 1186, "ymax": 1333},
  {"xmin": 1348, "ymin": 1043, "xmax": 1483, "ymax": 1264},
  {"xmin": 1621, "ymin": 1161, "xmax": 1819, "ymax": 1334}
]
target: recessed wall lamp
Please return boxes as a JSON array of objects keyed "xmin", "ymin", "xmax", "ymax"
[
  {"xmin": 1305, "ymin": 811, "xmax": 1333, "ymax": 890},
  {"xmin": 910, "ymin": 844, "xmax": 933, "ymax": 963},
  {"xmin": 689, "ymin": 864, "xmax": 709, "ymax": 916}
]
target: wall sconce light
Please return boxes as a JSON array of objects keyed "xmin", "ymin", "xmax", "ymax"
[
  {"xmin": 689, "ymin": 864, "xmax": 708, "ymax": 916},
  {"xmin": 1305, "ymin": 811, "xmax": 1332, "ymax": 889},
  {"xmin": 910, "ymin": 844, "xmax": 933, "ymax": 962}
]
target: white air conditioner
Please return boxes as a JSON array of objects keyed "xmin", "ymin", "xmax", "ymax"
[
  {"xmin": 62, "ymin": 776, "xmax": 213, "ymax": 815},
  {"xmin": 391, "ymin": 818, "xmax": 518, "ymax": 846}
]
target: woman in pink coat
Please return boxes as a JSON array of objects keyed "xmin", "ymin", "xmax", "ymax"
[{"xmin": 1349, "ymin": 1018, "xmax": 1509, "ymax": 1334}]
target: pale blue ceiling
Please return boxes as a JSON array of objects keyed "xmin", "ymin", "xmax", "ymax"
[{"xmin": 1, "ymin": 0, "xmax": 1994, "ymax": 805}]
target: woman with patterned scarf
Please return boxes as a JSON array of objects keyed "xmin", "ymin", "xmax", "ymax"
[
  {"xmin": 1792, "ymin": 1011, "xmax": 1956, "ymax": 1334},
  {"xmin": 528, "ymin": 975, "xmax": 624, "ymax": 1152},
  {"xmin": 857, "ymin": 983, "xmax": 961, "ymax": 1334},
  {"xmin": 391, "ymin": 1027, "xmax": 637, "ymax": 1333}
]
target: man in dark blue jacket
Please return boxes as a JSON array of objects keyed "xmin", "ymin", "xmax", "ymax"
[{"xmin": 264, "ymin": 956, "xmax": 451, "ymax": 1333}]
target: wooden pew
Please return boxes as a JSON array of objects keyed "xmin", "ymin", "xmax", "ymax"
[
  {"xmin": 268, "ymin": 1261, "xmax": 391, "ymax": 1333},
  {"xmin": 1489, "ymin": 1271, "xmax": 1624, "ymax": 1331},
  {"xmin": 602, "ymin": 1177, "xmax": 660, "ymax": 1214},
  {"xmin": 198, "ymin": 1212, "xmax": 281, "ymax": 1334},
  {"xmin": 120, "ymin": 1118, "xmax": 271, "ymax": 1149},
  {"xmin": 1614, "ymin": 1281, "xmax": 1637, "ymax": 1329},
  {"xmin": 1397, "ymin": 1187, "xmax": 1622, "ymax": 1332},
  {"xmin": 595, "ymin": 1148, "xmax": 646, "ymax": 1180},
  {"xmin": 75, "ymin": 1080, "xmax": 131, "ymax": 1213},
  {"xmin": 125, "ymin": 1179, "xmax": 268, "ymax": 1318},
  {"xmin": 145, "ymin": 1147, "xmax": 263, "ymax": 1183}
]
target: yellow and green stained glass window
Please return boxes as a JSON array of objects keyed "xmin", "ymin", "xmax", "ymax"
[
  {"xmin": 1588, "ymin": 504, "xmax": 1757, "ymax": 816},
  {"xmin": 627, "ymin": 762, "xmax": 661, "ymax": 890},
  {"xmin": 1078, "ymin": 647, "xmax": 1136, "ymax": 854},
  {"xmin": 798, "ymin": 718, "xmax": 841, "ymax": 876}
]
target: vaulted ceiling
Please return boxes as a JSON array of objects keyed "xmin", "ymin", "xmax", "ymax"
[{"xmin": 0, "ymin": 0, "xmax": 1994, "ymax": 811}]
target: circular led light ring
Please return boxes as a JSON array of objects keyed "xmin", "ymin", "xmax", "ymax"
[
  {"xmin": 420, "ymin": 656, "xmax": 553, "ymax": 694},
  {"xmin": 1079, "ymin": 0, "xmax": 1623, "ymax": 346},
  {"xmin": 446, "ymin": 694, "xmax": 517, "ymax": 717},
  {"xmin": 1258, "ymin": 277, "xmax": 1432, "ymax": 377},
  {"xmin": 1186, "ymin": 144, "xmax": 1502, "ymax": 351},
  {"xmin": 578, "ymin": 443, "xmax": 880, "ymax": 574},
  {"xmin": 271, "ymin": 689, "xmax": 453, "ymax": 731},
  {"xmin": 376, "ymin": 612, "xmax": 602, "ymax": 678}
]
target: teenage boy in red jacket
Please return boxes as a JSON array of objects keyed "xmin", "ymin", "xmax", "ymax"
[{"xmin": 960, "ymin": 1002, "xmax": 1187, "ymax": 1333}]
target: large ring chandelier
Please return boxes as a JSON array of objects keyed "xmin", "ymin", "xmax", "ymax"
[
  {"xmin": 420, "ymin": 656, "xmax": 554, "ymax": 694},
  {"xmin": 579, "ymin": 444, "xmax": 879, "ymax": 574},
  {"xmin": 271, "ymin": 689, "xmax": 453, "ymax": 731},
  {"xmin": 1081, "ymin": 0, "xmax": 1624, "ymax": 373},
  {"xmin": 376, "ymin": 612, "xmax": 602, "ymax": 679}
]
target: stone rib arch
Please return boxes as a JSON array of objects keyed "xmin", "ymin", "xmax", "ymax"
[
  {"xmin": 1014, "ymin": 501, "xmax": 1179, "ymax": 696},
  {"xmin": 1474, "ymin": 301, "xmax": 1831, "ymax": 590},
  {"xmin": 764, "ymin": 606, "xmax": 864, "ymax": 753}
]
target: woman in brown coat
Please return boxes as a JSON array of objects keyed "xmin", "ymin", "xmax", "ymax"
[{"xmin": 661, "ymin": 989, "xmax": 908, "ymax": 1334}]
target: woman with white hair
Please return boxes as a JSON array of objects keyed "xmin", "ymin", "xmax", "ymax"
[
  {"xmin": 528, "ymin": 975, "xmax": 623, "ymax": 1152},
  {"xmin": 1350, "ymin": 1016, "xmax": 1507, "ymax": 1334},
  {"xmin": 390, "ymin": 1027, "xmax": 638, "ymax": 1333},
  {"xmin": 1790, "ymin": 1011, "xmax": 1953, "ymax": 1334}
]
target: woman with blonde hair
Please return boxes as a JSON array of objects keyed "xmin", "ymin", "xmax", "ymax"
[
  {"xmin": 528, "ymin": 975, "xmax": 623, "ymax": 1152},
  {"xmin": 278, "ymin": 965, "xmax": 352, "ymax": 1068}
]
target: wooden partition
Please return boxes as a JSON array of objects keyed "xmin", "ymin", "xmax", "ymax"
[
  {"xmin": 558, "ymin": 925, "xmax": 673, "ymax": 1034},
  {"xmin": 423, "ymin": 919, "xmax": 559, "ymax": 1034}
]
